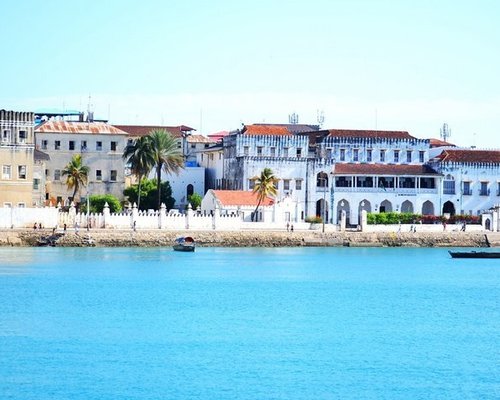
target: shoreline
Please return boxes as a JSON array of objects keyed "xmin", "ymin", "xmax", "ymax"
[{"xmin": 1, "ymin": 229, "xmax": 499, "ymax": 248}]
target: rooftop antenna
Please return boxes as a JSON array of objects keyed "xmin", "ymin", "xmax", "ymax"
[
  {"xmin": 440, "ymin": 123, "xmax": 451, "ymax": 142},
  {"xmin": 375, "ymin": 108, "xmax": 378, "ymax": 130},
  {"xmin": 87, "ymin": 95, "xmax": 94, "ymax": 122},
  {"xmin": 288, "ymin": 112, "xmax": 299, "ymax": 125},
  {"xmin": 316, "ymin": 109, "xmax": 325, "ymax": 128}
]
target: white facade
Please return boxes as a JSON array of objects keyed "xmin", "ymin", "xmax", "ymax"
[{"xmin": 158, "ymin": 166, "xmax": 205, "ymax": 209}]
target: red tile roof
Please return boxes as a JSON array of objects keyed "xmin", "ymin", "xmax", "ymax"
[
  {"xmin": 212, "ymin": 190, "xmax": 274, "ymax": 207},
  {"xmin": 35, "ymin": 121, "xmax": 128, "ymax": 135},
  {"xmin": 333, "ymin": 163, "xmax": 440, "ymax": 175},
  {"xmin": 429, "ymin": 138, "xmax": 455, "ymax": 147},
  {"xmin": 436, "ymin": 149, "xmax": 500, "ymax": 164},
  {"xmin": 242, "ymin": 125, "xmax": 292, "ymax": 136},
  {"xmin": 327, "ymin": 129, "xmax": 416, "ymax": 140},
  {"xmin": 113, "ymin": 124, "xmax": 195, "ymax": 138}
]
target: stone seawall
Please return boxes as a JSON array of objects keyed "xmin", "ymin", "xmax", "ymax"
[{"xmin": 0, "ymin": 229, "xmax": 498, "ymax": 248}]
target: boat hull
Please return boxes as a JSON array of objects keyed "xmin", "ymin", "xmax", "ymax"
[
  {"xmin": 449, "ymin": 251, "xmax": 500, "ymax": 259},
  {"xmin": 173, "ymin": 244, "xmax": 195, "ymax": 252}
]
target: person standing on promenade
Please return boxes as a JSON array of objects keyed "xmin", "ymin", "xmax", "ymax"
[
  {"xmin": 290, "ymin": 224, "xmax": 294, "ymax": 232},
  {"xmin": 286, "ymin": 222, "xmax": 290, "ymax": 232}
]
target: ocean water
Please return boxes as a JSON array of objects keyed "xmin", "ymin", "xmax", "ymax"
[{"xmin": 0, "ymin": 246, "xmax": 499, "ymax": 400}]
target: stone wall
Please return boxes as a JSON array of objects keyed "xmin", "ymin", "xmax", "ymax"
[{"xmin": 1, "ymin": 229, "xmax": 497, "ymax": 248}]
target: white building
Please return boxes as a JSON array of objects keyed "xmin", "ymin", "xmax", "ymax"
[
  {"xmin": 429, "ymin": 148, "xmax": 500, "ymax": 216},
  {"xmin": 35, "ymin": 121, "xmax": 129, "ymax": 205},
  {"xmin": 219, "ymin": 124, "xmax": 441, "ymax": 226},
  {"xmin": 115, "ymin": 124, "xmax": 215, "ymax": 209}
]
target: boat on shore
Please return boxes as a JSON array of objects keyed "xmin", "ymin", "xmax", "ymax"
[
  {"xmin": 449, "ymin": 250, "xmax": 500, "ymax": 259},
  {"xmin": 173, "ymin": 236, "xmax": 195, "ymax": 252}
]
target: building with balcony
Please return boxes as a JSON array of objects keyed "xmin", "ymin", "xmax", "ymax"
[{"xmin": 0, "ymin": 110, "xmax": 36, "ymax": 207}]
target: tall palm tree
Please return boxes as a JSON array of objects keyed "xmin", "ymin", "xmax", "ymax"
[
  {"xmin": 148, "ymin": 129, "xmax": 184, "ymax": 210},
  {"xmin": 122, "ymin": 136, "xmax": 155, "ymax": 209},
  {"xmin": 251, "ymin": 167, "xmax": 279, "ymax": 221},
  {"xmin": 62, "ymin": 154, "xmax": 90, "ymax": 204}
]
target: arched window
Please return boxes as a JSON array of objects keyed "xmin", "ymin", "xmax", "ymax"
[{"xmin": 316, "ymin": 172, "xmax": 328, "ymax": 187}]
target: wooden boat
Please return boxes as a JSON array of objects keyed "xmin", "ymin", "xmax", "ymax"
[
  {"xmin": 449, "ymin": 250, "xmax": 500, "ymax": 259},
  {"xmin": 173, "ymin": 236, "xmax": 195, "ymax": 252}
]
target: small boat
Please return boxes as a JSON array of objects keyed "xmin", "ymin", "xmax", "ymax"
[
  {"xmin": 173, "ymin": 236, "xmax": 195, "ymax": 252},
  {"xmin": 449, "ymin": 250, "xmax": 500, "ymax": 259}
]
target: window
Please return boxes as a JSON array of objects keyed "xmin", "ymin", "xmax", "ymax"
[
  {"xmin": 283, "ymin": 147, "xmax": 289, "ymax": 158},
  {"xmin": 54, "ymin": 169, "xmax": 61, "ymax": 181},
  {"xmin": 497, "ymin": 182, "xmax": 500, "ymax": 196},
  {"xmin": 419, "ymin": 151, "xmax": 425, "ymax": 163},
  {"xmin": 45, "ymin": 169, "xmax": 49, "ymax": 177},
  {"xmin": 69, "ymin": 141, "xmax": 75, "ymax": 150},
  {"xmin": 41, "ymin": 140, "xmax": 48, "ymax": 149},
  {"xmin": 480, "ymin": 182, "xmax": 489, "ymax": 196},
  {"xmin": 110, "ymin": 170, "xmax": 117, "ymax": 181},
  {"xmin": 463, "ymin": 181, "xmax": 471, "ymax": 195},
  {"xmin": 367, "ymin": 149, "xmax": 372, "ymax": 162},
  {"xmin": 443, "ymin": 177, "xmax": 455, "ymax": 195},
  {"xmin": 340, "ymin": 149, "xmax": 345, "ymax": 161},
  {"xmin": 96, "ymin": 170, "xmax": 102, "ymax": 181},
  {"xmin": 394, "ymin": 150, "xmax": 399, "ymax": 163},
  {"xmin": 96, "ymin": 141, "xmax": 102, "ymax": 151},
  {"xmin": 295, "ymin": 179, "xmax": 302, "ymax": 190},
  {"xmin": 406, "ymin": 150, "xmax": 412, "ymax": 163},
  {"xmin": 33, "ymin": 178, "xmax": 40, "ymax": 190},
  {"xmin": 243, "ymin": 146, "xmax": 249, "ymax": 156},
  {"xmin": 17, "ymin": 203, "xmax": 25, "ymax": 208},
  {"xmin": 111, "ymin": 141, "xmax": 117, "ymax": 151},
  {"xmin": 326, "ymin": 148, "xmax": 332, "ymax": 159},
  {"xmin": 380, "ymin": 150, "xmax": 385, "ymax": 162},
  {"xmin": 18, "ymin": 165, "xmax": 27, "ymax": 179},
  {"xmin": 204, "ymin": 144, "xmax": 209, "ymax": 148},
  {"xmin": 18, "ymin": 130, "xmax": 27, "ymax": 143},
  {"xmin": 2, "ymin": 165, "xmax": 11, "ymax": 179},
  {"xmin": 283, "ymin": 179, "xmax": 290, "ymax": 191},
  {"xmin": 3, "ymin": 202, "xmax": 12, "ymax": 208},
  {"xmin": 55, "ymin": 140, "xmax": 61, "ymax": 150},
  {"xmin": 209, "ymin": 154, "xmax": 214, "ymax": 161},
  {"xmin": 249, "ymin": 179, "xmax": 255, "ymax": 190},
  {"xmin": 177, "ymin": 141, "xmax": 182, "ymax": 149},
  {"xmin": 296, "ymin": 148, "xmax": 302, "ymax": 158},
  {"xmin": 353, "ymin": 149, "xmax": 359, "ymax": 162},
  {"xmin": 190, "ymin": 143, "xmax": 196, "ymax": 149},
  {"xmin": 81, "ymin": 141, "xmax": 87, "ymax": 151},
  {"xmin": 2, "ymin": 129, "xmax": 10, "ymax": 142},
  {"xmin": 257, "ymin": 146, "xmax": 263, "ymax": 156},
  {"xmin": 270, "ymin": 147, "xmax": 276, "ymax": 157}
]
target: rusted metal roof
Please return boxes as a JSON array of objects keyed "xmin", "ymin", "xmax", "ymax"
[
  {"xmin": 36, "ymin": 121, "xmax": 128, "ymax": 135},
  {"xmin": 114, "ymin": 125, "xmax": 195, "ymax": 138},
  {"xmin": 436, "ymin": 149, "xmax": 500, "ymax": 164},
  {"xmin": 333, "ymin": 163, "xmax": 440, "ymax": 175},
  {"xmin": 241, "ymin": 125, "xmax": 293, "ymax": 136},
  {"xmin": 429, "ymin": 138, "xmax": 456, "ymax": 147},
  {"xmin": 187, "ymin": 134, "xmax": 215, "ymax": 144}
]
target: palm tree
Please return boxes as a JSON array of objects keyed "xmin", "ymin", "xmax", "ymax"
[
  {"xmin": 148, "ymin": 129, "xmax": 184, "ymax": 210},
  {"xmin": 251, "ymin": 167, "xmax": 279, "ymax": 221},
  {"xmin": 62, "ymin": 154, "xmax": 90, "ymax": 204},
  {"xmin": 122, "ymin": 136, "xmax": 155, "ymax": 209}
]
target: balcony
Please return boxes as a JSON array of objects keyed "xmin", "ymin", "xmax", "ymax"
[{"xmin": 334, "ymin": 186, "xmax": 437, "ymax": 194}]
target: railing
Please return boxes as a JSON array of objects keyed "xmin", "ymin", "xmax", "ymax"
[
  {"xmin": 479, "ymin": 189, "xmax": 490, "ymax": 196},
  {"xmin": 334, "ymin": 186, "xmax": 437, "ymax": 194}
]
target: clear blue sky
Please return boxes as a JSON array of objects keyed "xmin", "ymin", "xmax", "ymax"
[{"xmin": 1, "ymin": 0, "xmax": 499, "ymax": 147}]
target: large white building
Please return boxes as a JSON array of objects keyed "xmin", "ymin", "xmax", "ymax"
[{"xmin": 213, "ymin": 123, "xmax": 500, "ymax": 226}]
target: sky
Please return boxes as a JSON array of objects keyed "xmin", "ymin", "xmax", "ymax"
[{"xmin": 1, "ymin": 0, "xmax": 499, "ymax": 147}]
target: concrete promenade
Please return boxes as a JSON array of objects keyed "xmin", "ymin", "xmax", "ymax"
[{"xmin": 0, "ymin": 229, "xmax": 499, "ymax": 248}]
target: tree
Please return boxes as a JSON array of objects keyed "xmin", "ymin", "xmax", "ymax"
[
  {"xmin": 122, "ymin": 136, "xmax": 155, "ymax": 210},
  {"xmin": 148, "ymin": 129, "xmax": 184, "ymax": 210},
  {"xmin": 124, "ymin": 178, "xmax": 176, "ymax": 211},
  {"xmin": 62, "ymin": 154, "xmax": 90, "ymax": 204},
  {"xmin": 80, "ymin": 194, "xmax": 122, "ymax": 213},
  {"xmin": 251, "ymin": 168, "xmax": 279, "ymax": 221},
  {"xmin": 187, "ymin": 193, "xmax": 202, "ymax": 210}
]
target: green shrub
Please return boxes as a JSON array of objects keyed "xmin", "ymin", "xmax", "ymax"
[
  {"xmin": 305, "ymin": 216, "xmax": 323, "ymax": 223},
  {"xmin": 80, "ymin": 194, "xmax": 122, "ymax": 213}
]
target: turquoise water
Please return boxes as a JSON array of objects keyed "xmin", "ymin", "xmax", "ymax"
[{"xmin": 0, "ymin": 247, "xmax": 499, "ymax": 399}]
